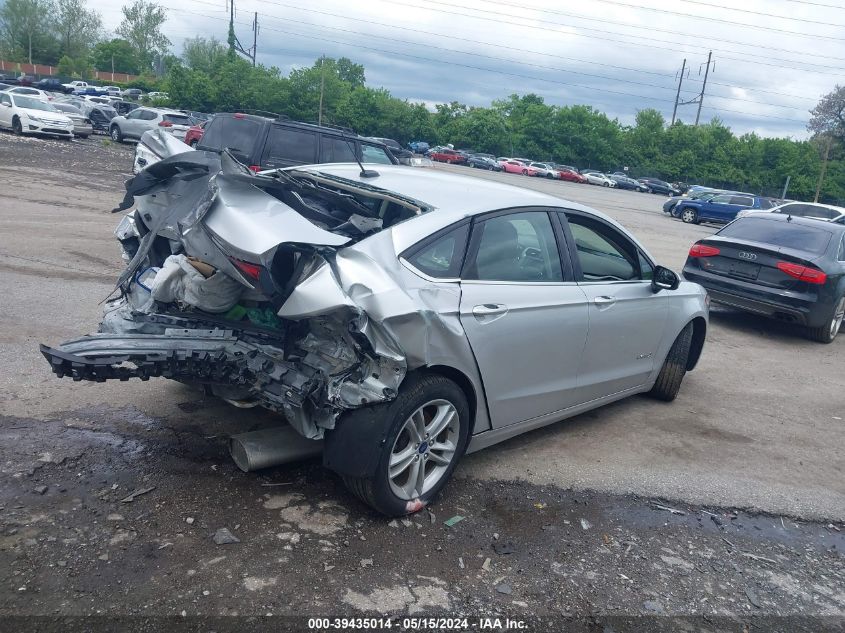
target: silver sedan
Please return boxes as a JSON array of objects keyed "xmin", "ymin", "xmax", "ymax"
[{"xmin": 41, "ymin": 157, "xmax": 709, "ymax": 516}]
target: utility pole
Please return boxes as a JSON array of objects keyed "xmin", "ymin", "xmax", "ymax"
[
  {"xmin": 814, "ymin": 136, "xmax": 833, "ymax": 203},
  {"xmin": 251, "ymin": 12, "xmax": 258, "ymax": 67},
  {"xmin": 318, "ymin": 55, "xmax": 325, "ymax": 126},
  {"xmin": 227, "ymin": 0, "xmax": 258, "ymax": 65},
  {"xmin": 695, "ymin": 51, "xmax": 714, "ymax": 126},
  {"xmin": 671, "ymin": 58, "xmax": 686, "ymax": 126}
]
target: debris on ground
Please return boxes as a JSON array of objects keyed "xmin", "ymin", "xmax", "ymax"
[
  {"xmin": 33, "ymin": 485, "xmax": 48, "ymax": 495},
  {"xmin": 745, "ymin": 587, "xmax": 762, "ymax": 608},
  {"xmin": 212, "ymin": 527, "xmax": 240, "ymax": 545},
  {"xmin": 119, "ymin": 486, "xmax": 156, "ymax": 503},
  {"xmin": 580, "ymin": 518, "xmax": 593, "ymax": 530},
  {"xmin": 651, "ymin": 502, "xmax": 686, "ymax": 515},
  {"xmin": 444, "ymin": 515, "xmax": 465, "ymax": 527},
  {"xmin": 492, "ymin": 541, "xmax": 515, "ymax": 555},
  {"xmin": 495, "ymin": 583, "xmax": 513, "ymax": 595}
]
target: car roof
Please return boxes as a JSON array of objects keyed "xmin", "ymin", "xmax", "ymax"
[{"xmin": 292, "ymin": 163, "xmax": 607, "ymax": 218}]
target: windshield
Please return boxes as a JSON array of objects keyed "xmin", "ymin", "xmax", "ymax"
[{"xmin": 13, "ymin": 96, "xmax": 56, "ymax": 111}]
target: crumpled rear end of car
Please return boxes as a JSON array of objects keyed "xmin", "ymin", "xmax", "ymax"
[{"xmin": 40, "ymin": 141, "xmax": 435, "ymax": 441}]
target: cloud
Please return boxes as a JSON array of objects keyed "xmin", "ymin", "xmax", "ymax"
[{"xmin": 91, "ymin": 0, "xmax": 840, "ymax": 138}]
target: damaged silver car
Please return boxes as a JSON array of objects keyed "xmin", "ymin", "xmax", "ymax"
[{"xmin": 41, "ymin": 138, "xmax": 709, "ymax": 516}]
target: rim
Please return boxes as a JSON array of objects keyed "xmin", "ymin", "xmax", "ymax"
[
  {"xmin": 682, "ymin": 209, "xmax": 695, "ymax": 222},
  {"xmin": 388, "ymin": 399, "xmax": 460, "ymax": 500},
  {"xmin": 831, "ymin": 297, "xmax": 845, "ymax": 338}
]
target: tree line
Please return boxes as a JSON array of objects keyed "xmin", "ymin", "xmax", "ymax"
[{"xmin": 1, "ymin": 0, "xmax": 843, "ymax": 203}]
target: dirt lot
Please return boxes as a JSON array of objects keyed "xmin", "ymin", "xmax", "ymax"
[{"xmin": 0, "ymin": 134, "xmax": 843, "ymax": 630}]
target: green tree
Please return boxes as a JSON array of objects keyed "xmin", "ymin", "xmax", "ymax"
[
  {"xmin": 182, "ymin": 36, "xmax": 227, "ymax": 74},
  {"xmin": 56, "ymin": 53, "xmax": 92, "ymax": 78},
  {"xmin": 91, "ymin": 38, "xmax": 139, "ymax": 74},
  {"xmin": 55, "ymin": 0, "xmax": 101, "ymax": 60},
  {"xmin": 116, "ymin": 0, "xmax": 170, "ymax": 72},
  {"xmin": 0, "ymin": 0, "xmax": 59, "ymax": 64}
]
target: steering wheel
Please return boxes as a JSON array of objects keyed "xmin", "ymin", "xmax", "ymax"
[{"xmin": 518, "ymin": 247, "xmax": 546, "ymax": 278}]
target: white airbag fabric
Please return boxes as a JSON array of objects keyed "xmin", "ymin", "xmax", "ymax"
[{"xmin": 151, "ymin": 254, "xmax": 243, "ymax": 313}]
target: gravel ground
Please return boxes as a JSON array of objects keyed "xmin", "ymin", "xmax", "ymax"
[{"xmin": 0, "ymin": 133, "xmax": 843, "ymax": 631}]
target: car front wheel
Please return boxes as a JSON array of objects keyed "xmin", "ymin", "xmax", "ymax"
[
  {"xmin": 649, "ymin": 322, "xmax": 693, "ymax": 401},
  {"xmin": 12, "ymin": 116, "xmax": 22, "ymax": 135},
  {"xmin": 341, "ymin": 373, "xmax": 469, "ymax": 517},
  {"xmin": 806, "ymin": 296, "xmax": 845, "ymax": 343}
]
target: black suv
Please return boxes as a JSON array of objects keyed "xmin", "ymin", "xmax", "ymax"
[{"xmin": 196, "ymin": 113, "xmax": 399, "ymax": 170}]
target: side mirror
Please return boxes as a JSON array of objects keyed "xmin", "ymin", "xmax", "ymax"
[{"xmin": 652, "ymin": 266, "xmax": 680, "ymax": 292}]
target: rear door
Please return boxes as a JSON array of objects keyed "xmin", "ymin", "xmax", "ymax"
[
  {"xmin": 458, "ymin": 209, "xmax": 588, "ymax": 427},
  {"xmin": 560, "ymin": 211, "xmax": 669, "ymax": 401}
]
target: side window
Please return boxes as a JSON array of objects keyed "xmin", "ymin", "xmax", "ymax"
[
  {"xmin": 126, "ymin": 109, "xmax": 143, "ymax": 119},
  {"xmin": 361, "ymin": 144, "xmax": 393, "ymax": 164},
  {"xmin": 199, "ymin": 116, "xmax": 261, "ymax": 156},
  {"xmin": 0, "ymin": 94, "xmax": 9, "ymax": 105},
  {"xmin": 565, "ymin": 215, "xmax": 640, "ymax": 282},
  {"xmin": 710, "ymin": 194, "xmax": 733, "ymax": 204},
  {"xmin": 639, "ymin": 251, "xmax": 654, "ymax": 280},
  {"xmin": 263, "ymin": 126, "xmax": 317, "ymax": 165},
  {"xmin": 403, "ymin": 224, "xmax": 469, "ymax": 279},
  {"xmin": 465, "ymin": 212, "xmax": 562, "ymax": 282},
  {"xmin": 320, "ymin": 136, "xmax": 357, "ymax": 163},
  {"xmin": 730, "ymin": 196, "xmax": 754, "ymax": 207}
]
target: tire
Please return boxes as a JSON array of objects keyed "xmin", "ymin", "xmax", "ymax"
[
  {"xmin": 602, "ymin": 182, "xmax": 609, "ymax": 187},
  {"xmin": 110, "ymin": 125, "xmax": 122, "ymax": 143},
  {"xmin": 341, "ymin": 373, "xmax": 470, "ymax": 517},
  {"xmin": 649, "ymin": 322, "xmax": 694, "ymax": 401},
  {"xmin": 12, "ymin": 116, "xmax": 22, "ymax": 135},
  {"xmin": 79, "ymin": 134, "xmax": 89, "ymax": 139},
  {"xmin": 522, "ymin": 169, "xmax": 528, "ymax": 175},
  {"xmin": 681, "ymin": 207, "xmax": 699, "ymax": 224},
  {"xmin": 189, "ymin": 139, "xmax": 198, "ymax": 148},
  {"xmin": 806, "ymin": 296, "xmax": 845, "ymax": 343},
  {"xmin": 546, "ymin": 173, "xmax": 554, "ymax": 179}
]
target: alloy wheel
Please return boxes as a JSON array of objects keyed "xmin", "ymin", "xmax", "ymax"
[
  {"xmin": 831, "ymin": 297, "xmax": 845, "ymax": 339},
  {"xmin": 388, "ymin": 399, "xmax": 460, "ymax": 500},
  {"xmin": 682, "ymin": 209, "xmax": 697, "ymax": 223}
]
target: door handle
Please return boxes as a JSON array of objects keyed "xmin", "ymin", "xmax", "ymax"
[
  {"xmin": 593, "ymin": 295, "xmax": 616, "ymax": 308},
  {"xmin": 473, "ymin": 303, "xmax": 508, "ymax": 317}
]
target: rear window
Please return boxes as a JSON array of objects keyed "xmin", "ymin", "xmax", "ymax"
[
  {"xmin": 718, "ymin": 218, "xmax": 833, "ymax": 255},
  {"xmin": 199, "ymin": 116, "xmax": 262, "ymax": 157},
  {"xmin": 163, "ymin": 114, "xmax": 190, "ymax": 125},
  {"xmin": 729, "ymin": 196, "xmax": 754, "ymax": 207},
  {"xmin": 263, "ymin": 126, "xmax": 318, "ymax": 165}
]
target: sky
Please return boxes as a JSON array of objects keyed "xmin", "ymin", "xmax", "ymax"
[{"xmin": 90, "ymin": 0, "xmax": 845, "ymax": 139}]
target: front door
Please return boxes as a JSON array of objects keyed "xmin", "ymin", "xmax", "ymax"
[
  {"xmin": 458, "ymin": 209, "xmax": 588, "ymax": 428},
  {"xmin": 560, "ymin": 212, "xmax": 669, "ymax": 402}
]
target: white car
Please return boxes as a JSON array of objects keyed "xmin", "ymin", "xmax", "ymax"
[
  {"xmin": 530, "ymin": 162, "xmax": 560, "ymax": 179},
  {"xmin": 62, "ymin": 80, "xmax": 88, "ymax": 91},
  {"xmin": 146, "ymin": 91, "xmax": 169, "ymax": 101},
  {"xmin": 582, "ymin": 171, "xmax": 617, "ymax": 187},
  {"xmin": 0, "ymin": 92, "xmax": 74, "ymax": 138},
  {"xmin": 102, "ymin": 86, "xmax": 122, "ymax": 96},
  {"xmin": 1, "ymin": 86, "xmax": 54, "ymax": 101},
  {"xmin": 736, "ymin": 201, "xmax": 845, "ymax": 223}
]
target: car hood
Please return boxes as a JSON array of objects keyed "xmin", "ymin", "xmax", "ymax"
[{"xmin": 19, "ymin": 107, "xmax": 71, "ymax": 123}]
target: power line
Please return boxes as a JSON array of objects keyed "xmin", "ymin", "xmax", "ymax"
[
  {"xmin": 585, "ymin": 0, "xmax": 845, "ymax": 40},
  {"xmin": 173, "ymin": 0, "xmax": 817, "ymax": 113},
  {"xmin": 676, "ymin": 0, "xmax": 845, "ymax": 26},
  {"xmin": 163, "ymin": 5, "xmax": 811, "ymax": 125},
  {"xmin": 781, "ymin": 0, "xmax": 845, "ymax": 8},
  {"xmin": 248, "ymin": 0, "xmax": 824, "ymax": 100},
  {"xmin": 384, "ymin": 0, "xmax": 845, "ymax": 75}
]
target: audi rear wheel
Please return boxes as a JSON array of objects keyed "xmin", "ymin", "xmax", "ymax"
[{"xmin": 806, "ymin": 296, "xmax": 845, "ymax": 343}]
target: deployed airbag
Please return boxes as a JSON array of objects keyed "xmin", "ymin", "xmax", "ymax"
[{"xmin": 151, "ymin": 254, "xmax": 243, "ymax": 313}]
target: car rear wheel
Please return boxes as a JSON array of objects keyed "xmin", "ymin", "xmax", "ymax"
[
  {"xmin": 110, "ymin": 125, "xmax": 122, "ymax": 143},
  {"xmin": 681, "ymin": 208, "xmax": 699, "ymax": 224},
  {"xmin": 189, "ymin": 139, "xmax": 198, "ymax": 148},
  {"xmin": 341, "ymin": 373, "xmax": 469, "ymax": 517},
  {"xmin": 12, "ymin": 116, "xmax": 22, "ymax": 135},
  {"xmin": 806, "ymin": 296, "xmax": 845, "ymax": 344},
  {"xmin": 648, "ymin": 322, "xmax": 693, "ymax": 401}
]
